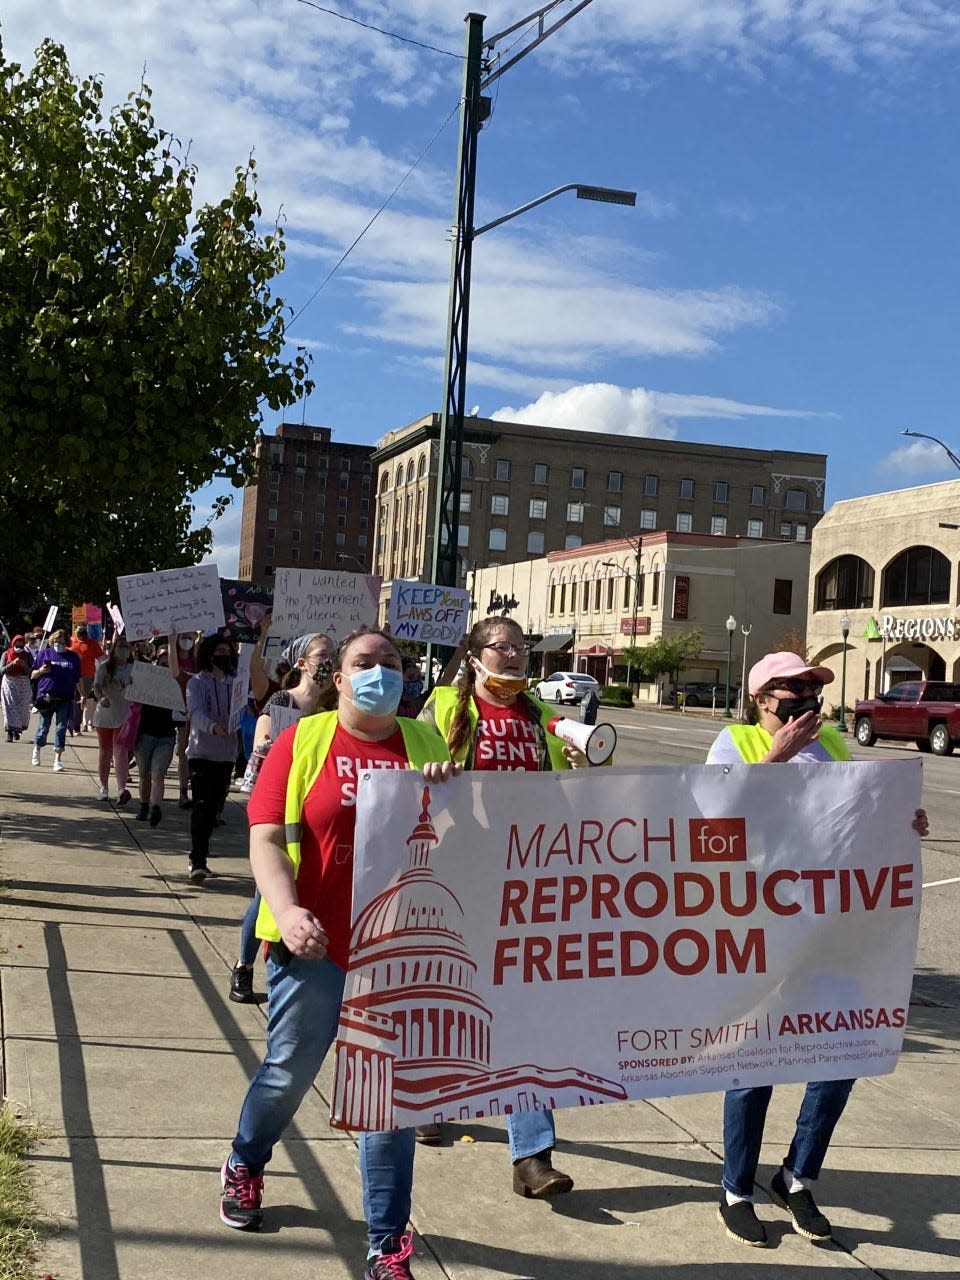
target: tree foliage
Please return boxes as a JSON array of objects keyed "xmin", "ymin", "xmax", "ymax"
[
  {"xmin": 772, "ymin": 627, "xmax": 809, "ymax": 659},
  {"xmin": 625, "ymin": 627, "xmax": 705, "ymax": 685},
  {"xmin": 0, "ymin": 38, "xmax": 311, "ymax": 616}
]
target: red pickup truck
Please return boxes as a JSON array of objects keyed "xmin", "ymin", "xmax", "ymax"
[{"xmin": 853, "ymin": 680, "xmax": 960, "ymax": 756}]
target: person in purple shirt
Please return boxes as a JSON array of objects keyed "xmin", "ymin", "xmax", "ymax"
[{"xmin": 30, "ymin": 628, "xmax": 81, "ymax": 772}]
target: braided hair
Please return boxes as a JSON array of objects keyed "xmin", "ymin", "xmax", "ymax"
[{"xmin": 447, "ymin": 616, "xmax": 526, "ymax": 760}]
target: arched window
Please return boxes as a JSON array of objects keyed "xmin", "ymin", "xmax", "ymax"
[
  {"xmin": 379, "ymin": 470, "xmax": 389, "ymax": 493},
  {"xmin": 406, "ymin": 460, "xmax": 415, "ymax": 484},
  {"xmin": 881, "ymin": 546, "xmax": 950, "ymax": 607},
  {"xmin": 395, "ymin": 465, "xmax": 404, "ymax": 488},
  {"xmin": 461, "ymin": 455, "xmax": 474, "ymax": 480},
  {"xmin": 815, "ymin": 555, "xmax": 875, "ymax": 611},
  {"xmin": 417, "ymin": 454, "xmax": 427, "ymax": 479}
]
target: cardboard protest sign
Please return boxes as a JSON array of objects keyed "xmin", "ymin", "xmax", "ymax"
[
  {"xmin": 42, "ymin": 605, "xmax": 58, "ymax": 634},
  {"xmin": 270, "ymin": 568, "xmax": 381, "ymax": 644},
  {"xmin": 228, "ymin": 643, "xmax": 254, "ymax": 733},
  {"xmin": 124, "ymin": 662, "xmax": 186, "ymax": 712},
  {"xmin": 117, "ymin": 565, "xmax": 224, "ymax": 641},
  {"xmin": 220, "ymin": 578, "xmax": 273, "ymax": 644},
  {"xmin": 388, "ymin": 580, "xmax": 470, "ymax": 645},
  {"xmin": 107, "ymin": 603, "xmax": 125, "ymax": 636},
  {"xmin": 331, "ymin": 761, "xmax": 922, "ymax": 1131},
  {"xmin": 269, "ymin": 701, "xmax": 301, "ymax": 740}
]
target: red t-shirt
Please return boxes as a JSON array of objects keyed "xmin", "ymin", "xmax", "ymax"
[
  {"xmin": 471, "ymin": 694, "xmax": 540, "ymax": 772},
  {"xmin": 247, "ymin": 721, "xmax": 410, "ymax": 969}
]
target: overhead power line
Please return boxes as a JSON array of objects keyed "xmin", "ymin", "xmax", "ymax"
[{"xmin": 295, "ymin": 0, "xmax": 465, "ymax": 60}]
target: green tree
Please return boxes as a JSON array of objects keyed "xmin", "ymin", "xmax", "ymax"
[
  {"xmin": 0, "ymin": 38, "xmax": 311, "ymax": 617},
  {"xmin": 628, "ymin": 627, "xmax": 704, "ymax": 690}
]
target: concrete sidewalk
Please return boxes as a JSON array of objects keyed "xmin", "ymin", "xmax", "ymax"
[{"xmin": 2, "ymin": 732, "xmax": 960, "ymax": 1280}]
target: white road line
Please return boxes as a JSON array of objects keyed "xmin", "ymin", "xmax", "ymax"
[{"xmin": 922, "ymin": 877, "xmax": 960, "ymax": 889}]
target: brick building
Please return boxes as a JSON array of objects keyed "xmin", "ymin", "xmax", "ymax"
[{"xmin": 238, "ymin": 423, "xmax": 376, "ymax": 581}]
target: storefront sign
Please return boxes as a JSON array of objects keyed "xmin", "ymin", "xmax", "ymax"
[
  {"xmin": 881, "ymin": 614, "xmax": 959, "ymax": 642},
  {"xmin": 620, "ymin": 617, "xmax": 651, "ymax": 636},
  {"xmin": 672, "ymin": 575, "xmax": 690, "ymax": 621}
]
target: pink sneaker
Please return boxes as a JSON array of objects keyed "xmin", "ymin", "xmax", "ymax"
[{"xmin": 364, "ymin": 1234, "xmax": 414, "ymax": 1279}]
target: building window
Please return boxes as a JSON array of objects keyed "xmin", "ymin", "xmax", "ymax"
[
  {"xmin": 337, "ymin": 516, "xmax": 346, "ymax": 529},
  {"xmin": 644, "ymin": 474, "xmax": 659, "ymax": 497},
  {"xmin": 317, "ymin": 493, "xmax": 325, "ymax": 509},
  {"xmin": 816, "ymin": 555, "xmax": 875, "ymax": 610},
  {"xmin": 340, "ymin": 475, "xmax": 349, "ymax": 490},
  {"xmin": 296, "ymin": 451, "xmax": 306, "ymax": 466},
  {"xmin": 406, "ymin": 460, "xmax": 415, "ymax": 484},
  {"xmin": 566, "ymin": 502, "xmax": 584, "ymax": 523},
  {"xmin": 291, "ymin": 510, "xmax": 302, "ymax": 525},
  {"xmin": 533, "ymin": 463, "xmax": 549, "ymax": 485},
  {"xmin": 714, "ymin": 481, "xmax": 730, "ymax": 503},
  {"xmin": 491, "ymin": 493, "xmax": 509, "ymax": 516},
  {"xmin": 603, "ymin": 505, "xmax": 621, "ymax": 527},
  {"xmin": 265, "ymin": 546, "xmax": 274, "ymax": 560},
  {"xmin": 746, "ymin": 519, "xmax": 764, "ymax": 538},
  {"xmin": 291, "ymin": 530, "xmax": 301, "ymax": 542},
  {"xmin": 461, "ymin": 456, "xmax": 474, "ymax": 479},
  {"xmin": 529, "ymin": 498, "xmax": 547, "ymax": 519},
  {"xmin": 457, "ymin": 525, "xmax": 470, "ymax": 548},
  {"xmin": 494, "ymin": 459, "xmax": 511, "ymax": 481},
  {"xmin": 340, "ymin": 456, "xmax": 350, "ymax": 472},
  {"xmin": 640, "ymin": 509, "xmax": 656, "ymax": 530},
  {"xmin": 785, "ymin": 488, "xmax": 808, "ymax": 511},
  {"xmin": 457, "ymin": 492, "xmax": 471, "ymax": 514},
  {"xmin": 637, "ymin": 573, "xmax": 645, "ymax": 608},
  {"xmin": 268, "ymin": 507, "xmax": 278, "ymax": 522},
  {"xmin": 773, "ymin": 579, "xmax": 793, "ymax": 614},
  {"xmin": 358, "ymin": 535, "xmax": 368, "ymax": 549},
  {"xmin": 571, "ymin": 467, "xmax": 586, "ymax": 489},
  {"xmin": 313, "ymin": 551, "xmax": 323, "ymax": 563},
  {"xmin": 570, "ymin": 583, "xmax": 578, "ymax": 613},
  {"xmin": 779, "ymin": 522, "xmax": 792, "ymax": 540},
  {"xmin": 550, "ymin": 584, "xmax": 557, "ymax": 612},
  {"xmin": 361, "ymin": 476, "xmax": 372, "ymax": 492},
  {"xmin": 361, "ymin": 498, "xmax": 370, "ymax": 512},
  {"xmin": 750, "ymin": 484, "xmax": 765, "ymax": 506},
  {"xmin": 395, "ymin": 465, "xmax": 403, "ymax": 488},
  {"xmin": 336, "ymin": 532, "xmax": 346, "ymax": 547},
  {"xmin": 679, "ymin": 478, "xmax": 694, "ymax": 501},
  {"xmin": 314, "ymin": 531, "xmax": 323, "ymax": 545},
  {"xmin": 565, "ymin": 535, "xmax": 582, "ymax": 550},
  {"xmin": 676, "ymin": 513, "xmax": 693, "ymax": 533},
  {"xmin": 264, "ymin": 565, "xmax": 273, "ymax": 576},
  {"xmin": 489, "ymin": 528, "xmax": 507, "ymax": 551},
  {"xmin": 795, "ymin": 523, "xmax": 808, "ymax": 541},
  {"xmin": 417, "ymin": 454, "xmax": 427, "ymax": 479},
  {"xmin": 268, "ymin": 489, "xmax": 278, "ymax": 503},
  {"xmin": 882, "ymin": 546, "xmax": 950, "ymax": 606},
  {"xmin": 651, "ymin": 569, "xmax": 660, "ymax": 608},
  {"xmin": 527, "ymin": 531, "xmax": 545, "ymax": 555},
  {"xmin": 594, "ymin": 579, "xmax": 602, "ymax": 610},
  {"xmin": 318, "ymin": 455, "xmax": 329, "ymax": 470},
  {"xmin": 607, "ymin": 578, "xmax": 615, "ymax": 610},
  {"xmin": 290, "ymin": 548, "xmax": 300, "ymax": 562},
  {"xmin": 711, "ymin": 515, "xmax": 727, "ymax": 536},
  {"xmin": 607, "ymin": 470, "xmax": 622, "ymax": 492},
  {"xmin": 338, "ymin": 496, "xmax": 348, "ymax": 510},
  {"xmin": 266, "ymin": 528, "xmax": 276, "ymax": 540}
]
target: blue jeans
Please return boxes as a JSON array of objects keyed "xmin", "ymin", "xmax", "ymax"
[
  {"xmin": 35, "ymin": 700, "xmax": 72, "ymax": 752},
  {"xmin": 506, "ymin": 1108, "xmax": 556, "ymax": 1161},
  {"xmin": 230, "ymin": 953, "xmax": 415, "ymax": 1250},
  {"xmin": 722, "ymin": 1079, "xmax": 855, "ymax": 1196},
  {"xmin": 238, "ymin": 893, "xmax": 262, "ymax": 967}
]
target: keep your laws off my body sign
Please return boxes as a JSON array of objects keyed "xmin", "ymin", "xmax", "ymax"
[
  {"xmin": 387, "ymin": 580, "xmax": 470, "ymax": 645},
  {"xmin": 331, "ymin": 760, "xmax": 922, "ymax": 1132}
]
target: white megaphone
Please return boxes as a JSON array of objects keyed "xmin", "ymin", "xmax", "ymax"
[{"xmin": 547, "ymin": 716, "xmax": 617, "ymax": 766}]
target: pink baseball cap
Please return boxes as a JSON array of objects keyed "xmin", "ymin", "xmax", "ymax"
[{"xmin": 748, "ymin": 651, "xmax": 834, "ymax": 697}]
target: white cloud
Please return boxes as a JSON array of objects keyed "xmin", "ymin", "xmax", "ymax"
[
  {"xmin": 492, "ymin": 381, "xmax": 829, "ymax": 436},
  {"xmin": 196, "ymin": 491, "xmax": 243, "ymax": 577},
  {"xmin": 877, "ymin": 439, "xmax": 960, "ymax": 477}
]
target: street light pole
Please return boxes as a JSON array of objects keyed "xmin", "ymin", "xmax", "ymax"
[
  {"xmin": 724, "ymin": 614, "xmax": 736, "ymax": 718},
  {"xmin": 900, "ymin": 428, "xmax": 960, "ymax": 473},
  {"xmin": 837, "ymin": 611, "xmax": 851, "ymax": 732},
  {"xmin": 739, "ymin": 622, "xmax": 752, "ymax": 718}
]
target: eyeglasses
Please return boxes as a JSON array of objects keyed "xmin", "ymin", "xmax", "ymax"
[
  {"xmin": 484, "ymin": 642, "xmax": 528, "ymax": 657},
  {"xmin": 771, "ymin": 679, "xmax": 823, "ymax": 696}
]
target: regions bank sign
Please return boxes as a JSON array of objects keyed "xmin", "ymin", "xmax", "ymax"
[{"xmin": 881, "ymin": 614, "xmax": 958, "ymax": 642}]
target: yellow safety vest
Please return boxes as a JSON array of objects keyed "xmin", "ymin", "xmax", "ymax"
[
  {"xmin": 726, "ymin": 722, "xmax": 851, "ymax": 764},
  {"xmin": 421, "ymin": 684, "xmax": 569, "ymax": 771},
  {"xmin": 255, "ymin": 711, "xmax": 450, "ymax": 941}
]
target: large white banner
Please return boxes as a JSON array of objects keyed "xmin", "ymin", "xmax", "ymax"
[
  {"xmin": 270, "ymin": 568, "xmax": 381, "ymax": 643},
  {"xmin": 387, "ymin": 580, "xmax": 470, "ymax": 645},
  {"xmin": 331, "ymin": 761, "xmax": 922, "ymax": 1131},
  {"xmin": 117, "ymin": 565, "xmax": 224, "ymax": 641}
]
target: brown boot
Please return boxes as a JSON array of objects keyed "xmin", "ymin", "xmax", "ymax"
[{"xmin": 512, "ymin": 1150, "xmax": 574, "ymax": 1199}]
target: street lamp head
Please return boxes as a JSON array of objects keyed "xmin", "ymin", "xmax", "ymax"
[
  {"xmin": 840, "ymin": 612, "xmax": 851, "ymax": 638},
  {"xmin": 575, "ymin": 185, "xmax": 637, "ymax": 207},
  {"xmin": 726, "ymin": 614, "xmax": 737, "ymax": 633}
]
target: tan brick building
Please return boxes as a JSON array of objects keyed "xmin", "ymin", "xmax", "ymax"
[
  {"xmin": 806, "ymin": 479, "xmax": 960, "ymax": 704},
  {"xmin": 371, "ymin": 413, "xmax": 827, "ymax": 598},
  {"xmin": 238, "ymin": 423, "xmax": 376, "ymax": 582}
]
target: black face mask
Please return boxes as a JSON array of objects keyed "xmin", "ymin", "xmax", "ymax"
[
  {"xmin": 770, "ymin": 694, "xmax": 822, "ymax": 723},
  {"xmin": 212, "ymin": 654, "xmax": 236, "ymax": 677}
]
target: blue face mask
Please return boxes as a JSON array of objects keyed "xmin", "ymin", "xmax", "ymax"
[
  {"xmin": 403, "ymin": 679, "xmax": 424, "ymax": 700},
  {"xmin": 346, "ymin": 664, "xmax": 404, "ymax": 716},
  {"xmin": 53, "ymin": 643, "xmax": 65, "ymax": 653}
]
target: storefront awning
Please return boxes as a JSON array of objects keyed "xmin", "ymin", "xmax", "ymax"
[{"xmin": 531, "ymin": 632, "xmax": 574, "ymax": 654}]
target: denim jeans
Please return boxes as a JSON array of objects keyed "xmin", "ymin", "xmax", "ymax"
[
  {"xmin": 506, "ymin": 1108, "xmax": 557, "ymax": 1161},
  {"xmin": 238, "ymin": 892, "xmax": 262, "ymax": 967},
  {"xmin": 722, "ymin": 1079, "xmax": 855, "ymax": 1196},
  {"xmin": 230, "ymin": 953, "xmax": 415, "ymax": 1250},
  {"xmin": 35, "ymin": 700, "xmax": 72, "ymax": 753}
]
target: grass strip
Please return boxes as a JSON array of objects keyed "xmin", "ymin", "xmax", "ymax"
[{"xmin": 0, "ymin": 1103, "xmax": 42, "ymax": 1280}]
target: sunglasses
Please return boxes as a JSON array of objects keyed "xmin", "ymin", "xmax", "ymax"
[{"xmin": 770, "ymin": 679, "xmax": 823, "ymax": 696}]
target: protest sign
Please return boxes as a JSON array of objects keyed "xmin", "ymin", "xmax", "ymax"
[
  {"xmin": 221, "ymin": 579, "xmax": 273, "ymax": 644},
  {"xmin": 42, "ymin": 605, "xmax": 58, "ymax": 634},
  {"xmin": 331, "ymin": 760, "xmax": 922, "ymax": 1131},
  {"xmin": 269, "ymin": 701, "xmax": 301, "ymax": 739},
  {"xmin": 117, "ymin": 565, "xmax": 225, "ymax": 641},
  {"xmin": 228, "ymin": 643, "xmax": 254, "ymax": 733},
  {"xmin": 124, "ymin": 663, "xmax": 186, "ymax": 712},
  {"xmin": 388, "ymin": 580, "xmax": 470, "ymax": 645},
  {"xmin": 72, "ymin": 603, "xmax": 103, "ymax": 626},
  {"xmin": 270, "ymin": 568, "xmax": 381, "ymax": 643},
  {"xmin": 107, "ymin": 603, "xmax": 125, "ymax": 636}
]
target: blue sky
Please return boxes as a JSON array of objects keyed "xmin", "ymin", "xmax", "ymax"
[{"xmin": 6, "ymin": 0, "xmax": 960, "ymax": 572}]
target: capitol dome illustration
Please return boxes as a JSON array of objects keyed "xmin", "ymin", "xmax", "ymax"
[{"xmin": 332, "ymin": 787, "xmax": 626, "ymax": 1131}]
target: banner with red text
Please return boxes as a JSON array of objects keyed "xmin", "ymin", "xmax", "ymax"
[{"xmin": 331, "ymin": 761, "xmax": 922, "ymax": 1131}]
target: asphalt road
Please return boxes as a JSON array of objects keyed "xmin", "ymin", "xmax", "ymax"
[{"xmin": 598, "ymin": 705, "xmax": 960, "ymax": 1006}]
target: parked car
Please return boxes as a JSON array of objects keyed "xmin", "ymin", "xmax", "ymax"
[
  {"xmin": 669, "ymin": 682, "xmax": 740, "ymax": 709},
  {"xmin": 853, "ymin": 680, "xmax": 960, "ymax": 755},
  {"xmin": 534, "ymin": 671, "xmax": 601, "ymax": 704}
]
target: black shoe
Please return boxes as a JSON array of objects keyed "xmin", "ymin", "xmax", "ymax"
[
  {"xmin": 229, "ymin": 963, "xmax": 255, "ymax": 1003},
  {"xmin": 188, "ymin": 862, "xmax": 211, "ymax": 884},
  {"xmin": 178, "ymin": 793, "xmax": 193, "ymax": 809},
  {"xmin": 149, "ymin": 805, "xmax": 162, "ymax": 827},
  {"xmin": 512, "ymin": 1151, "xmax": 574, "ymax": 1199},
  {"xmin": 717, "ymin": 1197, "xmax": 768, "ymax": 1247},
  {"xmin": 770, "ymin": 1168, "xmax": 832, "ymax": 1241},
  {"xmin": 135, "ymin": 803, "xmax": 149, "ymax": 821},
  {"xmin": 414, "ymin": 1123, "xmax": 442, "ymax": 1145}
]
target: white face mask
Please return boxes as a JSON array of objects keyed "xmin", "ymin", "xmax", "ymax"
[
  {"xmin": 470, "ymin": 657, "xmax": 528, "ymax": 697},
  {"xmin": 178, "ymin": 637, "xmax": 194, "ymax": 651}
]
